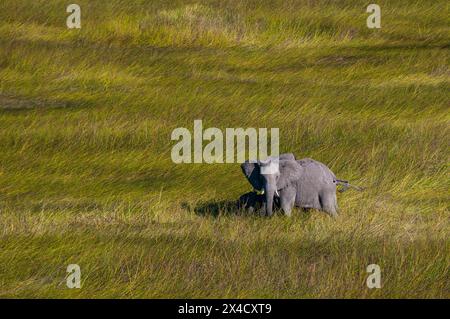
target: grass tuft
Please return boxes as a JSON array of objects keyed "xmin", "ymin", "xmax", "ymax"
[{"xmin": 0, "ymin": 0, "xmax": 449, "ymax": 298}]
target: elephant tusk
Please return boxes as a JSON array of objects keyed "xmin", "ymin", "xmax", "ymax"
[
  {"xmin": 275, "ymin": 189, "xmax": 280, "ymax": 197},
  {"xmin": 254, "ymin": 189, "xmax": 265, "ymax": 195}
]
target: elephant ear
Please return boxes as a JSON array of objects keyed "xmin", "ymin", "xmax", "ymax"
[
  {"xmin": 277, "ymin": 160, "xmax": 302, "ymax": 190},
  {"xmin": 241, "ymin": 161, "xmax": 263, "ymax": 191}
]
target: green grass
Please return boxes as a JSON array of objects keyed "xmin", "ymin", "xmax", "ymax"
[{"xmin": 0, "ymin": 0, "xmax": 449, "ymax": 298}]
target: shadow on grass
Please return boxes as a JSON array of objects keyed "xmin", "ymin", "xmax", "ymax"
[
  {"xmin": 182, "ymin": 200, "xmax": 249, "ymax": 218},
  {"xmin": 181, "ymin": 196, "xmax": 314, "ymax": 220}
]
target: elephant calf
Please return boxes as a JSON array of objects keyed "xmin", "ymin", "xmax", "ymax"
[
  {"xmin": 237, "ymin": 191, "xmax": 280, "ymax": 214},
  {"xmin": 241, "ymin": 154, "xmax": 352, "ymax": 217}
]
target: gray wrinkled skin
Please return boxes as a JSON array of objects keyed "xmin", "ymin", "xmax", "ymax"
[{"xmin": 241, "ymin": 154, "xmax": 338, "ymax": 217}]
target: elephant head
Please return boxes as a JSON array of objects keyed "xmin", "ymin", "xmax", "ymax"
[{"xmin": 241, "ymin": 154, "xmax": 302, "ymax": 216}]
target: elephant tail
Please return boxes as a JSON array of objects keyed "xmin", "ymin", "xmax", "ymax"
[{"xmin": 334, "ymin": 179, "xmax": 365, "ymax": 192}]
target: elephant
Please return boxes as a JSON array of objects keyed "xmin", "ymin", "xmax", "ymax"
[
  {"xmin": 241, "ymin": 154, "xmax": 344, "ymax": 217},
  {"xmin": 238, "ymin": 191, "xmax": 280, "ymax": 214}
]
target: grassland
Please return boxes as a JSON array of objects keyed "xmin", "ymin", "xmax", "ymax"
[{"xmin": 0, "ymin": 0, "xmax": 449, "ymax": 298}]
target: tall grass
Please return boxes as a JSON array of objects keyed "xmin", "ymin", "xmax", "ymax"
[{"xmin": 0, "ymin": 0, "xmax": 448, "ymax": 298}]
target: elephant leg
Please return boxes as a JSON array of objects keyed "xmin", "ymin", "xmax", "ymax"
[
  {"xmin": 280, "ymin": 187, "xmax": 296, "ymax": 217},
  {"xmin": 250, "ymin": 194, "xmax": 265, "ymax": 215},
  {"xmin": 320, "ymin": 191, "xmax": 338, "ymax": 217},
  {"xmin": 238, "ymin": 192, "xmax": 254, "ymax": 212}
]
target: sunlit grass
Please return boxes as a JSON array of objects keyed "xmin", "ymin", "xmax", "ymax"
[{"xmin": 0, "ymin": 0, "xmax": 449, "ymax": 298}]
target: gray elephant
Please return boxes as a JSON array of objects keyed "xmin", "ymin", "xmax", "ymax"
[
  {"xmin": 241, "ymin": 154, "xmax": 355, "ymax": 217},
  {"xmin": 237, "ymin": 191, "xmax": 280, "ymax": 213}
]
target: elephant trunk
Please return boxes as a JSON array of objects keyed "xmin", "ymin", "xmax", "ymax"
[{"xmin": 264, "ymin": 180, "xmax": 276, "ymax": 217}]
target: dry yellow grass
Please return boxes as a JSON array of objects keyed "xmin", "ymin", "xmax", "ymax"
[{"xmin": 0, "ymin": 0, "xmax": 449, "ymax": 298}]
